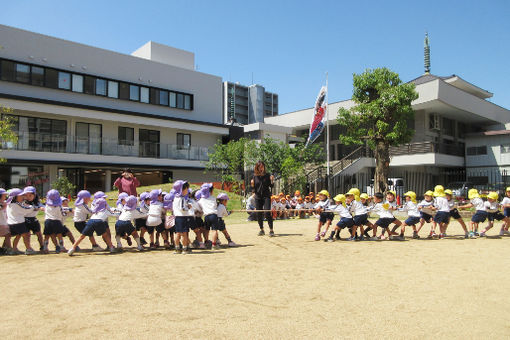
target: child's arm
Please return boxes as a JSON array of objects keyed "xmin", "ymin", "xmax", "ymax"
[{"xmin": 458, "ymin": 203, "xmax": 473, "ymax": 210}]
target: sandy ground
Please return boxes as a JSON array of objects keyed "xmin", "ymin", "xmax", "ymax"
[{"xmin": 2, "ymin": 216, "xmax": 510, "ymax": 339}]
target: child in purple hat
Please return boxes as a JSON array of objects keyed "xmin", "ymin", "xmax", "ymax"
[
  {"xmin": 7, "ymin": 188, "xmax": 37, "ymax": 255},
  {"xmin": 23, "ymin": 186, "xmax": 45, "ymax": 252},
  {"xmin": 189, "ymin": 189, "xmax": 205, "ymax": 249},
  {"xmin": 172, "ymin": 180, "xmax": 193, "ymax": 254},
  {"xmin": 134, "ymin": 192, "xmax": 150, "ymax": 246},
  {"xmin": 73, "ymin": 190, "xmax": 103, "ymax": 251},
  {"xmin": 60, "ymin": 196, "xmax": 78, "ymax": 249},
  {"xmin": 214, "ymin": 193, "xmax": 237, "ymax": 248},
  {"xmin": 163, "ymin": 190, "xmax": 177, "ymax": 249},
  {"xmin": 146, "ymin": 189, "xmax": 169, "ymax": 249},
  {"xmin": 0, "ymin": 188, "xmax": 14, "ymax": 254},
  {"xmin": 43, "ymin": 189, "xmax": 67, "ymax": 253},
  {"xmin": 114, "ymin": 195, "xmax": 146, "ymax": 251}
]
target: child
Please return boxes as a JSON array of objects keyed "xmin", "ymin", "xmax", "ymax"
[
  {"xmin": 458, "ymin": 188, "xmax": 486, "ymax": 238},
  {"xmin": 115, "ymin": 193, "xmax": 132, "ymax": 246},
  {"xmin": 295, "ymin": 197, "xmax": 306, "ymax": 219},
  {"xmin": 500, "ymin": 187, "xmax": 510, "ymax": 235},
  {"xmin": 325, "ymin": 194, "xmax": 353, "ymax": 242},
  {"xmin": 348, "ymin": 189, "xmax": 373, "ymax": 241},
  {"xmin": 358, "ymin": 193, "xmax": 375, "ymax": 239},
  {"xmin": 6, "ymin": 188, "xmax": 36, "ymax": 255},
  {"xmin": 215, "ymin": 193, "xmax": 237, "ymax": 248},
  {"xmin": 23, "ymin": 186, "xmax": 45, "ymax": 252},
  {"xmin": 246, "ymin": 191, "xmax": 256, "ymax": 221},
  {"xmin": 134, "ymin": 192, "xmax": 150, "ymax": 245},
  {"xmin": 189, "ymin": 189, "xmax": 205, "ymax": 249},
  {"xmin": 68, "ymin": 196, "xmax": 119, "ymax": 255},
  {"xmin": 432, "ymin": 185, "xmax": 450, "ymax": 239},
  {"xmin": 172, "ymin": 180, "xmax": 193, "ymax": 254},
  {"xmin": 146, "ymin": 189, "xmax": 167, "ymax": 249},
  {"xmin": 115, "ymin": 195, "xmax": 145, "ymax": 251},
  {"xmin": 60, "ymin": 197, "xmax": 78, "ymax": 247},
  {"xmin": 0, "ymin": 188, "xmax": 14, "ymax": 254},
  {"xmin": 198, "ymin": 183, "xmax": 218, "ymax": 248},
  {"xmin": 416, "ymin": 190, "xmax": 437, "ymax": 238},
  {"xmin": 369, "ymin": 192, "xmax": 402, "ymax": 240},
  {"xmin": 314, "ymin": 190, "xmax": 334, "ymax": 241},
  {"xmin": 444, "ymin": 189, "xmax": 469, "ymax": 238},
  {"xmin": 479, "ymin": 192, "xmax": 509, "ymax": 237},
  {"xmin": 304, "ymin": 196, "xmax": 314, "ymax": 217},
  {"xmin": 399, "ymin": 191, "xmax": 421, "ymax": 239},
  {"xmin": 43, "ymin": 189, "xmax": 68, "ymax": 253},
  {"xmin": 73, "ymin": 190, "xmax": 103, "ymax": 251}
]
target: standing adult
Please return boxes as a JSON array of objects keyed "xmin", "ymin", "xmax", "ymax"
[
  {"xmin": 250, "ymin": 161, "xmax": 274, "ymax": 236},
  {"xmin": 113, "ymin": 168, "xmax": 140, "ymax": 196}
]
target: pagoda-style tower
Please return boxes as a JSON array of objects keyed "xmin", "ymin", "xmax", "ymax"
[{"xmin": 424, "ymin": 32, "xmax": 431, "ymax": 74}]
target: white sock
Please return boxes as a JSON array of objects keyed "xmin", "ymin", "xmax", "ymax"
[
  {"xmin": 135, "ymin": 237, "xmax": 141, "ymax": 247},
  {"xmin": 115, "ymin": 235, "xmax": 122, "ymax": 247}
]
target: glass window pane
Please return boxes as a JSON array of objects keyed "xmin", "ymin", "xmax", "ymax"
[
  {"xmin": 177, "ymin": 93, "xmax": 184, "ymax": 109},
  {"xmin": 58, "ymin": 72, "xmax": 71, "ymax": 89},
  {"xmin": 184, "ymin": 95, "xmax": 191, "ymax": 110},
  {"xmin": 44, "ymin": 69, "xmax": 59, "ymax": 88},
  {"xmin": 140, "ymin": 87, "xmax": 149, "ymax": 103},
  {"xmin": 119, "ymin": 82, "xmax": 129, "ymax": 99},
  {"xmin": 129, "ymin": 85, "xmax": 139, "ymax": 101},
  {"xmin": 1, "ymin": 60, "xmax": 15, "ymax": 81},
  {"xmin": 89, "ymin": 124, "xmax": 102, "ymax": 154},
  {"xmin": 149, "ymin": 88, "xmax": 158, "ymax": 104},
  {"xmin": 72, "ymin": 74, "xmax": 83, "ymax": 92},
  {"xmin": 15, "ymin": 63, "xmax": 30, "ymax": 83},
  {"xmin": 169, "ymin": 92, "xmax": 176, "ymax": 107},
  {"xmin": 31, "ymin": 66, "xmax": 44, "ymax": 86},
  {"xmin": 84, "ymin": 76, "xmax": 95, "ymax": 94},
  {"xmin": 159, "ymin": 90, "xmax": 168, "ymax": 106},
  {"xmin": 75, "ymin": 123, "xmax": 89, "ymax": 154},
  {"xmin": 96, "ymin": 79, "xmax": 106, "ymax": 96},
  {"xmin": 108, "ymin": 81, "xmax": 118, "ymax": 98}
]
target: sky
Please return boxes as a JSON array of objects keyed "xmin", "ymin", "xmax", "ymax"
[{"xmin": 1, "ymin": 0, "xmax": 509, "ymax": 114}]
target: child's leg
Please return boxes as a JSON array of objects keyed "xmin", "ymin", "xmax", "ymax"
[
  {"xmin": 35, "ymin": 231, "xmax": 44, "ymax": 249},
  {"xmin": 21, "ymin": 232, "xmax": 33, "ymax": 250},
  {"xmin": 316, "ymin": 221, "xmax": 323, "ymax": 234},
  {"xmin": 66, "ymin": 231, "xmax": 76, "ymax": 244},
  {"xmin": 50, "ymin": 234, "xmax": 59, "ymax": 248},
  {"xmin": 2, "ymin": 234, "xmax": 12, "ymax": 249},
  {"xmin": 211, "ymin": 230, "xmax": 219, "ymax": 244},
  {"xmin": 221, "ymin": 229, "xmax": 233, "ymax": 242},
  {"xmin": 71, "ymin": 234, "xmax": 87, "ymax": 250},
  {"xmin": 416, "ymin": 219, "xmax": 425, "ymax": 233},
  {"xmin": 88, "ymin": 236, "xmax": 99, "ymax": 247},
  {"xmin": 182, "ymin": 232, "xmax": 190, "ymax": 247},
  {"xmin": 372, "ymin": 225, "xmax": 378, "ymax": 237},
  {"xmin": 12, "ymin": 235, "xmax": 21, "ymax": 250},
  {"xmin": 130, "ymin": 230, "xmax": 142, "ymax": 248},
  {"xmin": 101, "ymin": 232, "xmax": 115, "ymax": 249},
  {"xmin": 322, "ymin": 220, "xmax": 332, "ymax": 236},
  {"xmin": 155, "ymin": 231, "xmax": 161, "ymax": 245},
  {"xmin": 456, "ymin": 218, "xmax": 468, "ymax": 234}
]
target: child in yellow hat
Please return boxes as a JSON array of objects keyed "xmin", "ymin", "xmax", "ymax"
[
  {"xmin": 368, "ymin": 192, "xmax": 402, "ymax": 240},
  {"xmin": 399, "ymin": 191, "xmax": 420, "ymax": 239},
  {"xmin": 416, "ymin": 190, "xmax": 437, "ymax": 238},
  {"xmin": 444, "ymin": 189, "xmax": 469, "ymax": 239},
  {"xmin": 347, "ymin": 189, "xmax": 372, "ymax": 241},
  {"xmin": 500, "ymin": 187, "xmax": 510, "ymax": 235},
  {"xmin": 458, "ymin": 188, "xmax": 485, "ymax": 238},
  {"xmin": 478, "ymin": 192, "xmax": 509, "ymax": 237},
  {"xmin": 313, "ymin": 190, "xmax": 333, "ymax": 241},
  {"xmin": 324, "ymin": 194, "xmax": 353, "ymax": 242},
  {"xmin": 431, "ymin": 185, "xmax": 450, "ymax": 239}
]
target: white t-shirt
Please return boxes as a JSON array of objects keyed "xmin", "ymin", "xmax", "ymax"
[
  {"xmin": 173, "ymin": 197, "xmax": 192, "ymax": 217},
  {"xmin": 500, "ymin": 197, "xmax": 510, "ymax": 207},
  {"xmin": 45, "ymin": 205, "xmax": 64, "ymax": 221},
  {"xmin": 418, "ymin": 199, "xmax": 435, "ymax": 214},
  {"xmin": 333, "ymin": 204, "xmax": 353, "ymax": 219},
  {"xmin": 314, "ymin": 199, "xmax": 332, "ymax": 211},
  {"xmin": 217, "ymin": 204, "xmax": 229, "ymax": 218},
  {"xmin": 350, "ymin": 200, "xmax": 369, "ymax": 216},
  {"xmin": 119, "ymin": 208, "xmax": 147, "ymax": 222},
  {"xmin": 484, "ymin": 200, "xmax": 499, "ymax": 213},
  {"xmin": 199, "ymin": 196, "xmax": 217, "ymax": 216},
  {"xmin": 73, "ymin": 204, "xmax": 91, "ymax": 222},
  {"xmin": 90, "ymin": 209, "xmax": 118, "ymax": 221},
  {"xmin": 146, "ymin": 202, "xmax": 164, "ymax": 226},
  {"xmin": 471, "ymin": 197, "xmax": 485, "ymax": 211},
  {"xmin": 434, "ymin": 196, "xmax": 450, "ymax": 212},
  {"xmin": 0, "ymin": 203, "xmax": 7, "ymax": 226},
  {"xmin": 371, "ymin": 202, "xmax": 394, "ymax": 219},
  {"xmin": 8, "ymin": 202, "xmax": 34, "ymax": 225},
  {"xmin": 401, "ymin": 201, "xmax": 420, "ymax": 217}
]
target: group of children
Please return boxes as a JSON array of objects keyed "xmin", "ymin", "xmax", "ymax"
[
  {"xmin": 246, "ymin": 190, "xmax": 321, "ymax": 221},
  {"xmin": 0, "ymin": 181, "xmax": 238, "ymax": 256},
  {"xmin": 311, "ymin": 185, "xmax": 510, "ymax": 242}
]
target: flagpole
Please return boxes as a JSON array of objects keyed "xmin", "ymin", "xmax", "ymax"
[{"xmin": 326, "ymin": 72, "xmax": 330, "ymax": 191}]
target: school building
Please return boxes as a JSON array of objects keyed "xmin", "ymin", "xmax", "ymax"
[{"xmin": 0, "ymin": 24, "xmax": 232, "ymax": 194}]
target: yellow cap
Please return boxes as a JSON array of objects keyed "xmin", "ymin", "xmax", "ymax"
[
  {"xmin": 434, "ymin": 185, "xmax": 444, "ymax": 192},
  {"xmin": 487, "ymin": 192, "xmax": 499, "ymax": 200},
  {"xmin": 506, "ymin": 187, "xmax": 510, "ymax": 192},
  {"xmin": 433, "ymin": 185, "xmax": 445, "ymax": 197},
  {"xmin": 345, "ymin": 189, "xmax": 355, "ymax": 196},
  {"xmin": 404, "ymin": 191, "xmax": 416, "ymax": 203},
  {"xmin": 444, "ymin": 189, "xmax": 453, "ymax": 196},
  {"xmin": 387, "ymin": 190, "xmax": 396, "ymax": 197},
  {"xmin": 424, "ymin": 190, "xmax": 434, "ymax": 197},
  {"xmin": 349, "ymin": 188, "xmax": 360, "ymax": 196},
  {"xmin": 318, "ymin": 190, "xmax": 330, "ymax": 197},
  {"xmin": 360, "ymin": 193, "xmax": 369, "ymax": 200},
  {"xmin": 468, "ymin": 188, "xmax": 479, "ymax": 200},
  {"xmin": 333, "ymin": 194, "xmax": 346, "ymax": 203}
]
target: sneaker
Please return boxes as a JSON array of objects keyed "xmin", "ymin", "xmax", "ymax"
[
  {"xmin": 314, "ymin": 234, "xmax": 320, "ymax": 241},
  {"xmin": 269, "ymin": 230, "xmax": 275, "ymax": 237},
  {"xmin": 320, "ymin": 231, "xmax": 326, "ymax": 237},
  {"xmin": 205, "ymin": 240, "xmax": 213, "ymax": 249},
  {"xmin": 369, "ymin": 236, "xmax": 379, "ymax": 241},
  {"xmin": 150, "ymin": 243, "xmax": 157, "ymax": 250},
  {"xmin": 92, "ymin": 245, "xmax": 104, "ymax": 252},
  {"xmin": 358, "ymin": 236, "xmax": 365, "ymax": 241},
  {"xmin": 25, "ymin": 248, "xmax": 36, "ymax": 255},
  {"xmin": 228, "ymin": 241, "xmax": 237, "ymax": 247},
  {"xmin": 137, "ymin": 245, "xmax": 144, "ymax": 251},
  {"xmin": 464, "ymin": 233, "xmax": 469, "ymax": 239},
  {"xmin": 258, "ymin": 230, "xmax": 265, "ymax": 236},
  {"xmin": 183, "ymin": 247, "xmax": 192, "ymax": 254},
  {"xmin": 438, "ymin": 233, "xmax": 445, "ymax": 239},
  {"xmin": 192, "ymin": 240, "xmax": 200, "ymax": 248},
  {"xmin": 213, "ymin": 243, "xmax": 221, "ymax": 249},
  {"xmin": 110, "ymin": 247, "xmax": 121, "ymax": 253},
  {"xmin": 60, "ymin": 246, "xmax": 68, "ymax": 252},
  {"xmin": 174, "ymin": 248, "xmax": 182, "ymax": 254},
  {"xmin": 335, "ymin": 234, "xmax": 341, "ymax": 240},
  {"xmin": 324, "ymin": 237, "xmax": 334, "ymax": 242},
  {"xmin": 55, "ymin": 245, "xmax": 61, "ymax": 254},
  {"xmin": 6, "ymin": 248, "xmax": 18, "ymax": 255},
  {"xmin": 499, "ymin": 230, "xmax": 504, "ymax": 236},
  {"xmin": 479, "ymin": 232, "xmax": 486, "ymax": 237},
  {"xmin": 379, "ymin": 235, "xmax": 387, "ymax": 240},
  {"xmin": 67, "ymin": 248, "xmax": 75, "ymax": 256},
  {"xmin": 75, "ymin": 246, "xmax": 80, "ymax": 252},
  {"xmin": 126, "ymin": 237, "xmax": 132, "ymax": 246},
  {"xmin": 412, "ymin": 232, "xmax": 420, "ymax": 239},
  {"xmin": 164, "ymin": 241, "xmax": 171, "ymax": 250},
  {"xmin": 199, "ymin": 242, "xmax": 206, "ymax": 249},
  {"xmin": 502, "ymin": 230, "xmax": 510, "ymax": 235},
  {"xmin": 474, "ymin": 232, "xmax": 480, "ymax": 237},
  {"xmin": 155, "ymin": 241, "xmax": 160, "ymax": 247},
  {"xmin": 347, "ymin": 237, "xmax": 356, "ymax": 241},
  {"xmin": 469, "ymin": 232, "xmax": 476, "ymax": 239}
]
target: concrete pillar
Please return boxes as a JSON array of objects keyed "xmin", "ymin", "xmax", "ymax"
[{"xmin": 105, "ymin": 169, "xmax": 112, "ymax": 192}]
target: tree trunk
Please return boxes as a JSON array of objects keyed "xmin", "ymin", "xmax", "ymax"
[{"xmin": 374, "ymin": 140, "xmax": 390, "ymax": 193}]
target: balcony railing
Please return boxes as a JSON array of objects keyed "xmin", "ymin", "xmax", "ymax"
[
  {"xmin": 389, "ymin": 141, "xmax": 465, "ymax": 157},
  {"xmin": 3, "ymin": 133, "xmax": 211, "ymax": 161}
]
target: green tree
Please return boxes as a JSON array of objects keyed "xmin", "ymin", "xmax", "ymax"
[
  {"xmin": 51, "ymin": 176, "xmax": 76, "ymax": 198},
  {"xmin": 337, "ymin": 68, "xmax": 418, "ymax": 193},
  {"xmin": 0, "ymin": 105, "xmax": 19, "ymax": 163}
]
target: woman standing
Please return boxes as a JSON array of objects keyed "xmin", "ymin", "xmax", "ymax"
[
  {"xmin": 113, "ymin": 168, "xmax": 140, "ymax": 196},
  {"xmin": 250, "ymin": 161, "xmax": 275, "ymax": 236}
]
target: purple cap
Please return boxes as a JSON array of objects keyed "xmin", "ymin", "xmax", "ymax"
[
  {"xmin": 163, "ymin": 190, "xmax": 176, "ymax": 210},
  {"xmin": 124, "ymin": 195, "xmax": 138, "ymax": 211},
  {"xmin": 60, "ymin": 196, "xmax": 69, "ymax": 202},
  {"xmin": 23, "ymin": 186, "xmax": 37, "ymax": 195},
  {"xmin": 116, "ymin": 192, "xmax": 129, "ymax": 206},
  {"xmin": 92, "ymin": 198, "xmax": 107, "ymax": 213},
  {"xmin": 200, "ymin": 183, "xmax": 213, "ymax": 199},
  {"xmin": 75, "ymin": 190, "xmax": 91, "ymax": 206},
  {"xmin": 162, "ymin": 191, "xmax": 168, "ymax": 197},
  {"xmin": 46, "ymin": 189, "xmax": 62, "ymax": 207},
  {"xmin": 194, "ymin": 190, "xmax": 202, "ymax": 200},
  {"xmin": 140, "ymin": 192, "xmax": 150, "ymax": 201},
  {"xmin": 94, "ymin": 191, "xmax": 107, "ymax": 200},
  {"xmin": 173, "ymin": 180, "xmax": 188, "ymax": 197},
  {"xmin": 149, "ymin": 189, "xmax": 162, "ymax": 204},
  {"xmin": 0, "ymin": 188, "xmax": 6, "ymax": 196},
  {"xmin": 217, "ymin": 193, "xmax": 229, "ymax": 201},
  {"xmin": 6, "ymin": 188, "xmax": 23, "ymax": 204}
]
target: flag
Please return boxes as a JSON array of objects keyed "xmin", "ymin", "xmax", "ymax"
[{"xmin": 305, "ymin": 86, "xmax": 327, "ymax": 147}]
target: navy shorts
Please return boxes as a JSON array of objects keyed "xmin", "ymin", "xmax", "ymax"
[
  {"xmin": 375, "ymin": 217, "xmax": 396, "ymax": 229},
  {"xmin": 155, "ymin": 223, "xmax": 166, "ymax": 233},
  {"xmin": 353, "ymin": 214, "xmax": 368, "ymax": 226},
  {"xmin": 9, "ymin": 222, "xmax": 28, "ymax": 236},
  {"xmin": 145, "ymin": 225, "xmax": 155, "ymax": 234},
  {"xmin": 192, "ymin": 217, "xmax": 204, "ymax": 230},
  {"xmin": 44, "ymin": 219, "xmax": 64, "ymax": 235},
  {"xmin": 81, "ymin": 219, "xmax": 108, "ymax": 237},
  {"xmin": 420, "ymin": 212, "xmax": 433, "ymax": 223},
  {"xmin": 74, "ymin": 221, "xmax": 86, "ymax": 233},
  {"xmin": 449, "ymin": 208, "xmax": 461, "ymax": 220},
  {"xmin": 488, "ymin": 212, "xmax": 505, "ymax": 221},
  {"xmin": 168, "ymin": 226, "xmax": 175, "ymax": 234},
  {"xmin": 218, "ymin": 218, "xmax": 226, "ymax": 231},
  {"xmin": 336, "ymin": 217, "xmax": 354, "ymax": 229},
  {"xmin": 25, "ymin": 217, "xmax": 41, "ymax": 233},
  {"xmin": 175, "ymin": 216, "xmax": 193, "ymax": 233},
  {"xmin": 134, "ymin": 218, "xmax": 147, "ymax": 231},
  {"xmin": 404, "ymin": 216, "xmax": 421, "ymax": 226},
  {"xmin": 204, "ymin": 214, "xmax": 219, "ymax": 231},
  {"xmin": 115, "ymin": 220, "xmax": 135, "ymax": 237},
  {"xmin": 434, "ymin": 211, "xmax": 450, "ymax": 223},
  {"xmin": 319, "ymin": 212, "xmax": 334, "ymax": 224},
  {"xmin": 62, "ymin": 225, "xmax": 71, "ymax": 235},
  {"xmin": 471, "ymin": 210, "xmax": 488, "ymax": 223},
  {"xmin": 504, "ymin": 207, "xmax": 510, "ymax": 217}
]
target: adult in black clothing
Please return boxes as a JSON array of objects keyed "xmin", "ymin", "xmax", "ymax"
[{"xmin": 250, "ymin": 161, "xmax": 275, "ymax": 236}]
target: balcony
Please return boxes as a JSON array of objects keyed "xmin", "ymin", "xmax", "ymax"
[
  {"xmin": 3, "ymin": 133, "xmax": 211, "ymax": 161},
  {"xmin": 389, "ymin": 141, "xmax": 465, "ymax": 157}
]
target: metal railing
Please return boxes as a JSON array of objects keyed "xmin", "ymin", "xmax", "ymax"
[
  {"xmin": 389, "ymin": 141, "xmax": 465, "ymax": 157},
  {"xmin": 3, "ymin": 132, "xmax": 211, "ymax": 161}
]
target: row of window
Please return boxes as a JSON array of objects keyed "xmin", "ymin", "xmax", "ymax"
[{"xmin": 0, "ymin": 58, "xmax": 193, "ymax": 111}]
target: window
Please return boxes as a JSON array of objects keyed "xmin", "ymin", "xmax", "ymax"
[
  {"xmin": 169, "ymin": 92, "xmax": 177, "ymax": 107},
  {"xmin": 15, "ymin": 63, "xmax": 30, "ymax": 83},
  {"xmin": 84, "ymin": 76, "xmax": 95, "ymax": 94},
  {"xmin": 44, "ymin": 68, "xmax": 59, "ymax": 89},
  {"xmin": 442, "ymin": 117, "xmax": 455, "ymax": 136},
  {"xmin": 159, "ymin": 90, "xmax": 168, "ymax": 106},
  {"xmin": 72, "ymin": 74, "xmax": 83, "ymax": 93},
  {"xmin": 177, "ymin": 133, "xmax": 191, "ymax": 149},
  {"xmin": 76, "ymin": 122, "xmax": 102, "ymax": 154},
  {"xmin": 429, "ymin": 113, "xmax": 440, "ymax": 130},
  {"xmin": 58, "ymin": 72, "xmax": 71, "ymax": 90},
  {"xmin": 129, "ymin": 85, "xmax": 139, "ymax": 101},
  {"xmin": 95, "ymin": 79, "xmax": 107, "ymax": 96},
  {"xmin": 467, "ymin": 146, "xmax": 487, "ymax": 156},
  {"xmin": 31, "ymin": 66, "xmax": 44, "ymax": 86},
  {"xmin": 177, "ymin": 93, "xmax": 184, "ymax": 109},
  {"xmin": 140, "ymin": 87, "xmax": 149, "ymax": 103},
  {"xmin": 501, "ymin": 145, "xmax": 510, "ymax": 154},
  {"xmin": 118, "ymin": 127, "xmax": 134, "ymax": 146},
  {"xmin": 139, "ymin": 129, "xmax": 160, "ymax": 158},
  {"xmin": 119, "ymin": 82, "xmax": 130, "ymax": 100},
  {"xmin": 149, "ymin": 88, "xmax": 158, "ymax": 105},
  {"xmin": 10, "ymin": 115, "xmax": 67, "ymax": 152},
  {"xmin": 1, "ymin": 60, "xmax": 15, "ymax": 81},
  {"xmin": 184, "ymin": 95, "xmax": 191, "ymax": 110},
  {"xmin": 108, "ymin": 81, "xmax": 118, "ymax": 98}
]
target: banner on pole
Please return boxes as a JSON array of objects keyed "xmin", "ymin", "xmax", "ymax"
[{"xmin": 305, "ymin": 86, "xmax": 327, "ymax": 147}]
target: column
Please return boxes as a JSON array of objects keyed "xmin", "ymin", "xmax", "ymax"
[{"xmin": 105, "ymin": 169, "xmax": 112, "ymax": 192}]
